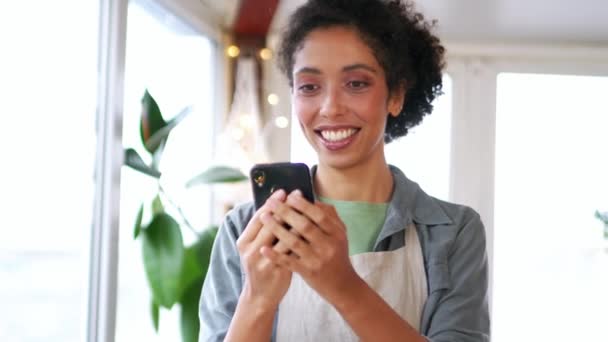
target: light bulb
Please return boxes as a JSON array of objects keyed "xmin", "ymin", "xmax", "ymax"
[
  {"xmin": 226, "ymin": 45, "xmax": 240, "ymax": 58},
  {"xmin": 238, "ymin": 114, "xmax": 254, "ymax": 129},
  {"xmin": 274, "ymin": 116, "xmax": 289, "ymax": 128},
  {"xmin": 267, "ymin": 93, "xmax": 279, "ymax": 106},
  {"xmin": 259, "ymin": 48, "xmax": 273, "ymax": 60}
]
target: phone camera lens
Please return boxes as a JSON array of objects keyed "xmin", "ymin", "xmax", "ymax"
[{"xmin": 252, "ymin": 170, "xmax": 265, "ymax": 187}]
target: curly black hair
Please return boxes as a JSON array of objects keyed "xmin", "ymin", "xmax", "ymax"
[{"xmin": 277, "ymin": 0, "xmax": 445, "ymax": 143}]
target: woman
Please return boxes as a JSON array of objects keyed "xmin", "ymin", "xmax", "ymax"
[{"xmin": 200, "ymin": 0, "xmax": 490, "ymax": 341}]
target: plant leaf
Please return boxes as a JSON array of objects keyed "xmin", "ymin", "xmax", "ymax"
[
  {"xmin": 140, "ymin": 90, "xmax": 167, "ymax": 153},
  {"xmin": 124, "ymin": 148, "xmax": 161, "ymax": 178},
  {"xmin": 145, "ymin": 106, "xmax": 192, "ymax": 154},
  {"xmin": 133, "ymin": 203, "xmax": 144, "ymax": 239},
  {"xmin": 152, "ymin": 195, "xmax": 164, "ymax": 216},
  {"xmin": 142, "ymin": 213, "xmax": 185, "ymax": 309},
  {"xmin": 186, "ymin": 166, "xmax": 247, "ymax": 188},
  {"xmin": 180, "ymin": 280, "xmax": 203, "ymax": 342},
  {"xmin": 151, "ymin": 138, "xmax": 167, "ymax": 171},
  {"xmin": 151, "ymin": 298, "xmax": 160, "ymax": 332},
  {"xmin": 194, "ymin": 226, "xmax": 219, "ymax": 281},
  {"xmin": 178, "ymin": 226, "xmax": 218, "ymax": 297},
  {"xmin": 178, "ymin": 245, "xmax": 204, "ymax": 300},
  {"xmin": 596, "ymin": 210, "xmax": 608, "ymax": 224},
  {"xmin": 178, "ymin": 226, "xmax": 218, "ymax": 342}
]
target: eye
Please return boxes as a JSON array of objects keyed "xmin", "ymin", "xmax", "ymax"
[
  {"xmin": 297, "ymin": 84, "xmax": 320, "ymax": 94},
  {"xmin": 347, "ymin": 80, "xmax": 369, "ymax": 90}
]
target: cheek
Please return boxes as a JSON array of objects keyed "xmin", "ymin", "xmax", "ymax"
[
  {"xmin": 292, "ymin": 97, "xmax": 316, "ymax": 127},
  {"xmin": 353, "ymin": 91, "xmax": 390, "ymax": 122}
]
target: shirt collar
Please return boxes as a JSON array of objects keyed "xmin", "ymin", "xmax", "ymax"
[{"xmin": 377, "ymin": 165, "xmax": 453, "ymax": 243}]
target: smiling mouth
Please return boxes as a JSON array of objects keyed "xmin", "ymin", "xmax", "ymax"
[{"xmin": 316, "ymin": 128, "xmax": 359, "ymax": 142}]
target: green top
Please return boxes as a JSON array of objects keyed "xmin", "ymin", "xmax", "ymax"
[{"xmin": 319, "ymin": 196, "xmax": 389, "ymax": 256}]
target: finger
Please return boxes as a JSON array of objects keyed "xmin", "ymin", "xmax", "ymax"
[
  {"xmin": 273, "ymin": 240, "xmax": 291, "ymax": 254},
  {"xmin": 266, "ymin": 197, "xmax": 326, "ymax": 245},
  {"xmin": 272, "ymin": 224, "xmax": 304, "ymax": 254},
  {"xmin": 316, "ymin": 202, "xmax": 346, "ymax": 231},
  {"xmin": 286, "ymin": 191, "xmax": 341, "ymax": 235},
  {"xmin": 257, "ymin": 247, "xmax": 281, "ymax": 270},
  {"xmin": 260, "ymin": 210, "xmax": 316, "ymax": 258},
  {"xmin": 262, "ymin": 245, "xmax": 322, "ymax": 276},
  {"xmin": 261, "ymin": 245, "xmax": 304, "ymax": 273},
  {"xmin": 238, "ymin": 190, "xmax": 287, "ymax": 244},
  {"xmin": 250, "ymin": 213, "xmax": 281, "ymax": 248},
  {"xmin": 237, "ymin": 209, "xmax": 265, "ymax": 244},
  {"xmin": 268, "ymin": 189, "xmax": 288, "ymax": 225},
  {"xmin": 268, "ymin": 188, "xmax": 287, "ymax": 202}
]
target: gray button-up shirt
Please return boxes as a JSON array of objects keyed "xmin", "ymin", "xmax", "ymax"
[{"xmin": 199, "ymin": 165, "xmax": 490, "ymax": 341}]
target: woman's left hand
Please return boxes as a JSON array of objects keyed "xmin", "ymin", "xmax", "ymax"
[{"xmin": 259, "ymin": 190, "xmax": 364, "ymax": 305}]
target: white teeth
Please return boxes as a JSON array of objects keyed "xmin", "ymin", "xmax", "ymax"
[{"xmin": 320, "ymin": 128, "xmax": 356, "ymax": 142}]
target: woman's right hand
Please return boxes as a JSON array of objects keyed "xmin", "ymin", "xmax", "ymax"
[
  {"xmin": 225, "ymin": 190, "xmax": 293, "ymax": 342},
  {"xmin": 236, "ymin": 189, "xmax": 292, "ymax": 310}
]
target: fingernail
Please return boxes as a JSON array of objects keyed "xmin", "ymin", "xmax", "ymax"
[
  {"xmin": 292, "ymin": 189, "xmax": 302, "ymax": 197},
  {"xmin": 272, "ymin": 189, "xmax": 286, "ymax": 199}
]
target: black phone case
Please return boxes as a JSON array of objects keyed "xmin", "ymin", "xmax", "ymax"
[{"xmin": 250, "ymin": 162, "xmax": 314, "ymax": 210}]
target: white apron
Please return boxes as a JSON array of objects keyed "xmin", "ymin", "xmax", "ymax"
[{"xmin": 276, "ymin": 224, "xmax": 428, "ymax": 341}]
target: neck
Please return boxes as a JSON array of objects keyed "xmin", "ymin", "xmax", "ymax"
[{"xmin": 314, "ymin": 158, "xmax": 394, "ymax": 203}]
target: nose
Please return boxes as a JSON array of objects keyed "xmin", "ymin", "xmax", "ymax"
[{"xmin": 319, "ymin": 85, "xmax": 345, "ymax": 118}]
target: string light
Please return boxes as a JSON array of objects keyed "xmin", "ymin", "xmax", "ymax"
[
  {"xmin": 226, "ymin": 45, "xmax": 240, "ymax": 58},
  {"xmin": 259, "ymin": 48, "xmax": 273, "ymax": 60},
  {"xmin": 274, "ymin": 116, "xmax": 289, "ymax": 128},
  {"xmin": 267, "ymin": 93, "xmax": 279, "ymax": 106},
  {"xmin": 238, "ymin": 113, "xmax": 254, "ymax": 129}
]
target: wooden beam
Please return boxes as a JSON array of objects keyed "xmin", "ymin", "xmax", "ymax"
[{"xmin": 233, "ymin": 0, "xmax": 280, "ymax": 38}]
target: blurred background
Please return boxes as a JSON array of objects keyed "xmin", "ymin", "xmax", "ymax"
[{"xmin": 0, "ymin": 0, "xmax": 607, "ymax": 341}]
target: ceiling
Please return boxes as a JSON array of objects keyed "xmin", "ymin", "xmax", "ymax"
[
  {"xmin": 198, "ymin": 0, "xmax": 608, "ymax": 45},
  {"xmin": 199, "ymin": 0, "xmax": 240, "ymax": 28},
  {"xmin": 266, "ymin": 0, "xmax": 608, "ymax": 46}
]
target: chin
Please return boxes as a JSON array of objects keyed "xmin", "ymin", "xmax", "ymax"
[{"xmin": 317, "ymin": 153, "xmax": 363, "ymax": 170}]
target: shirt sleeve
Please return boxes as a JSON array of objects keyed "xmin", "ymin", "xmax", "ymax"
[
  {"xmin": 425, "ymin": 210, "xmax": 491, "ymax": 342},
  {"xmin": 198, "ymin": 211, "xmax": 244, "ymax": 342}
]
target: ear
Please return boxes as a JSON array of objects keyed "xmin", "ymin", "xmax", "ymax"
[{"xmin": 387, "ymin": 83, "xmax": 406, "ymax": 117}]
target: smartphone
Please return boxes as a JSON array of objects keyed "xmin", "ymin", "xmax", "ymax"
[{"xmin": 250, "ymin": 162, "xmax": 315, "ymax": 210}]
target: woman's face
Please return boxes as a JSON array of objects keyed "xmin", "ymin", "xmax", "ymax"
[{"xmin": 291, "ymin": 26, "xmax": 403, "ymax": 171}]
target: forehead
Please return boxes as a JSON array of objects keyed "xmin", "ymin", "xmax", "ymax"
[{"xmin": 293, "ymin": 26, "xmax": 382, "ymax": 73}]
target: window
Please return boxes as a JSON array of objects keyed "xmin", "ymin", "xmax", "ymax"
[
  {"xmin": 493, "ymin": 73, "xmax": 608, "ymax": 342},
  {"xmin": 115, "ymin": 1, "xmax": 217, "ymax": 340},
  {"xmin": 385, "ymin": 75, "xmax": 452, "ymax": 200},
  {"xmin": 0, "ymin": 1, "xmax": 99, "ymax": 341}
]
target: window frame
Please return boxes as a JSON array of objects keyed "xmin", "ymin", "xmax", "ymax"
[
  {"xmin": 89, "ymin": 0, "xmax": 225, "ymax": 341},
  {"xmin": 445, "ymin": 41, "xmax": 608, "ymax": 319}
]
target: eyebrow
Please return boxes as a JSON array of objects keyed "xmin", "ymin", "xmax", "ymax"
[
  {"xmin": 294, "ymin": 63, "xmax": 379, "ymax": 75},
  {"xmin": 294, "ymin": 67, "xmax": 322, "ymax": 75},
  {"xmin": 343, "ymin": 63, "xmax": 378, "ymax": 73}
]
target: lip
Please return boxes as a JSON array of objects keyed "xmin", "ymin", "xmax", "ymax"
[
  {"xmin": 314, "ymin": 125, "xmax": 360, "ymax": 151},
  {"xmin": 314, "ymin": 124, "xmax": 359, "ymax": 131}
]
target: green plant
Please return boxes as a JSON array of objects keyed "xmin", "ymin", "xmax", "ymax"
[
  {"xmin": 595, "ymin": 210, "xmax": 608, "ymax": 240},
  {"xmin": 123, "ymin": 90, "xmax": 247, "ymax": 342}
]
